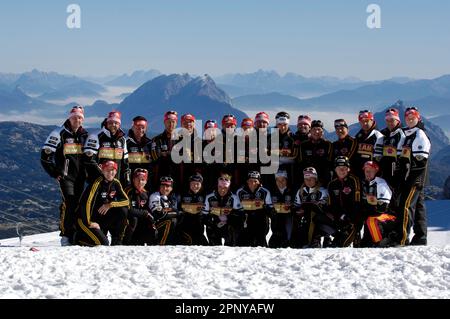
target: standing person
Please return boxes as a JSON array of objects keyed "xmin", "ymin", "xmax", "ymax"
[
  {"xmin": 236, "ymin": 118, "xmax": 259, "ymax": 182},
  {"xmin": 76, "ymin": 160, "xmax": 129, "ymax": 246},
  {"xmin": 149, "ymin": 176, "xmax": 180, "ymax": 245},
  {"xmin": 268, "ymin": 170, "xmax": 294, "ymax": 248},
  {"xmin": 327, "ymin": 156, "xmax": 361, "ymax": 247},
  {"xmin": 298, "ymin": 120, "xmax": 333, "ymax": 187},
  {"xmin": 178, "ymin": 113, "xmax": 203, "ymax": 188},
  {"xmin": 388, "ymin": 107, "xmax": 431, "ymax": 246},
  {"xmin": 219, "ymin": 114, "xmax": 239, "ymax": 190},
  {"xmin": 123, "ymin": 168, "xmax": 157, "ymax": 245},
  {"xmin": 294, "ymin": 114, "xmax": 312, "ymax": 144},
  {"xmin": 331, "ymin": 119, "xmax": 357, "ymax": 167},
  {"xmin": 236, "ymin": 171, "xmax": 274, "ymax": 247},
  {"xmin": 377, "ymin": 108, "xmax": 405, "ymax": 187},
  {"xmin": 275, "ymin": 111, "xmax": 298, "ymax": 188},
  {"xmin": 150, "ymin": 111, "xmax": 180, "ymax": 189},
  {"xmin": 202, "ymin": 173, "xmax": 244, "ymax": 246},
  {"xmin": 83, "ymin": 111, "xmax": 130, "ymax": 187},
  {"xmin": 359, "ymin": 162, "xmax": 396, "ymax": 247},
  {"xmin": 291, "ymin": 167, "xmax": 329, "ymax": 248},
  {"xmin": 202, "ymin": 119, "xmax": 222, "ymax": 191},
  {"xmin": 178, "ymin": 174, "xmax": 208, "ymax": 245},
  {"xmin": 41, "ymin": 105, "xmax": 88, "ymax": 245},
  {"xmin": 254, "ymin": 112, "xmax": 272, "ymax": 189},
  {"xmin": 354, "ymin": 110, "xmax": 384, "ymax": 179},
  {"xmin": 126, "ymin": 116, "xmax": 153, "ymax": 186}
]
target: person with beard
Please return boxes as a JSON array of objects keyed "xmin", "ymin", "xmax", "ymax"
[
  {"xmin": 149, "ymin": 176, "xmax": 181, "ymax": 245},
  {"xmin": 126, "ymin": 116, "xmax": 152, "ymax": 188},
  {"xmin": 237, "ymin": 171, "xmax": 274, "ymax": 247},
  {"xmin": 83, "ymin": 111, "xmax": 130, "ymax": 187},
  {"xmin": 202, "ymin": 173, "xmax": 244, "ymax": 246},
  {"xmin": 377, "ymin": 108, "xmax": 406, "ymax": 187},
  {"xmin": 41, "ymin": 105, "xmax": 88, "ymax": 245},
  {"xmin": 178, "ymin": 174, "xmax": 208, "ymax": 245},
  {"xmin": 298, "ymin": 120, "xmax": 333, "ymax": 187},
  {"xmin": 123, "ymin": 168, "xmax": 157, "ymax": 245},
  {"xmin": 291, "ymin": 167, "xmax": 329, "ymax": 248},
  {"xmin": 75, "ymin": 160, "xmax": 129, "ymax": 246},
  {"xmin": 268, "ymin": 170, "xmax": 294, "ymax": 248}
]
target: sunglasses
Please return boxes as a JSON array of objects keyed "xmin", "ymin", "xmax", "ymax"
[{"xmin": 405, "ymin": 107, "xmax": 418, "ymax": 111}]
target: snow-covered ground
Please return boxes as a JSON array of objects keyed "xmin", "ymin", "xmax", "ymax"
[{"xmin": 1, "ymin": 201, "xmax": 449, "ymax": 299}]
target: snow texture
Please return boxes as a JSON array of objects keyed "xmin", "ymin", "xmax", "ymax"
[{"xmin": 0, "ymin": 201, "xmax": 449, "ymax": 299}]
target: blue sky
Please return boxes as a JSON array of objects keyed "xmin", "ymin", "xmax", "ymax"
[{"xmin": 1, "ymin": 0, "xmax": 449, "ymax": 80}]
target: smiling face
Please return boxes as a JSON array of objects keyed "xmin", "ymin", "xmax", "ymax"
[
  {"xmin": 277, "ymin": 123, "xmax": 288, "ymax": 134},
  {"xmin": 102, "ymin": 168, "xmax": 117, "ymax": 182},
  {"xmin": 297, "ymin": 123, "xmax": 310, "ymax": 134},
  {"xmin": 335, "ymin": 166, "xmax": 350, "ymax": 179},
  {"xmin": 106, "ymin": 120, "xmax": 120, "ymax": 135},
  {"xmin": 182, "ymin": 120, "xmax": 194, "ymax": 134},
  {"xmin": 247, "ymin": 178, "xmax": 260, "ymax": 192},
  {"xmin": 310, "ymin": 127, "xmax": 323, "ymax": 141},
  {"xmin": 304, "ymin": 177, "xmax": 317, "ymax": 188},
  {"xmin": 359, "ymin": 119, "xmax": 374, "ymax": 132},
  {"xmin": 335, "ymin": 125, "xmax": 348, "ymax": 139},
  {"xmin": 159, "ymin": 184, "xmax": 172, "ymax": 196},
  {"xmin": 189, "ymin": 181, "xmax": 202, "ymax": 193},
  {"xmin": 69, "ymin": 115, "xmax": 83, "ymax": 132},
  {"xmin": 132, "ymin": 123, "xmax": 147, "ymax": 139},
  {"xmin": 165, "ymin": 119, "xmax": 177, "ymax": 133},
  {"xmin": 385, "ymin": 118, "xmax": 400, "ymax": 131},
  {"xmin": 406, "ymin": 114, "xmax": 419, "ymax": 128}
]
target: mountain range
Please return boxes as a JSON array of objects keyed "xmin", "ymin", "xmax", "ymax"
[
  {"xmin": 0, "ymin": 69, "xmax": 106, "ymax": 101},
  {"xmin": 105, "ymin": 69, "xmax": 162, "ymax": 87},
  {"xmin": 88, "ymin": 73, "xmax": 248, "ymax": 131}
]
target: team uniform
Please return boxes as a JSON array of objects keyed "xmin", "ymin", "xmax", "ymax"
[
  {"xmin": 41, "ymin": 119, "xmax": 88, "ymax": 243},
  {"xmin": 76, "ymin": 177, "xmax": 129, "ymax": 246},
  {"xmin": 149, "ymin": 191, "xmax": 180, "ymax": 245},
  {"xmin": 298, "ymin": 139, "xmax": 333, "ymax": 187},
  {"xmin": 236, "ymin": 185, "xmax": 273, "ymax": 247},
  {"xmin": 202, "ymin": 190, "xmax": 244, "ymax": 246},
  {"xmin": 378, "ymin": 126, "xmax": 405, "ymax": 187},
  {"xmin": 354, "ymin": 126, "xmax": 384, "ymax": 178},
  {"xmin": 360, "ymin": 176, "xmax": 396, "ymax": 247},
  {"xmin": 178, "ymin": 191, "xmax": 208, "ymax": 245},
  {"xmin": 268, "ymin": 186, "xmax": 294, "ymax": 248},
  {"xmin": 83, "ymin": 126, "xmax": 129, "ymax": 186},
  {"xmin": 126, "ymin": 130, "xmax": 152, "ymax": 179},
  {"xmin": 292, "ymin": 185, "xmax": 329, "ymax": 248}
]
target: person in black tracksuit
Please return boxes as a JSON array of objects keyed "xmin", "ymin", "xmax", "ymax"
[
  {"xmin": 150, "ymin": 111, "xmax": 181, "ymax": 191},
  {"xmin": 83, "ymin": 111, "xmax": 130, "ymax": 187},
  {"xmin": 236, "ymin": 171, "xmax": 274, "ymax": 247},
  {"xmin": 291, "ymin": 167, "xmax": 329, "ymax": 248},
  {"xmin": 76, "ymin": 160, "xmax": 129, "ymax": 246},
  {"xmin": 149, "ymin": 176, "xmax": 181, "ymax": 245},
  {"xmin": 123, "ymin": 169, "xmax": 157, "ymax": 245},
  {"xmin": 274, "ymin": 112, "xmax": 299, "ymax": 189},
  {"xmin": 326, "ymin": 156, "xmax": 361, "ymax": 247},
  {"xmin": 268, "ymin": 170, "xmax": 294, "ymax": 248},
  {"xmin": 236, "ymin": 118, "xmax": 260, "ymax": 186},
  {"xmin": 254, "ymin": 112, "xmax": 273, "ymax": 190},
  {"xmin": 377, "ymin": 108, "xmax": 405, "ymax": 187},
  {"xmin": 331, "ymin": 119, "xmax": 357, "ymax": 168},
  {"xmin": 202, "ymin": 173, "xmax": 244, "ymax": 246},
  {"xmin": 178, "ymin": 174, "xmax": 208, "ymax": 245},
  {"xmin": 298, "ymin": 120, "xmax": 333, "ymax": 188},
  {"xmin": 359, "ymin": 161, "xmax": 396, "ymax": 247},
  {"xmin": 177, "ymin": 114, "xmax": 203, "ymax": 187},
  {"xmin": 126, "ymin": 116, "xmax": 153, "ymax": 187},
  {"xmin": 353, "ymin": 110, "xmax": 384, "ymax": 179},
  {"xmin": 41, "ymin": 105, "xmax": 88, "ymax": 245},
  {"xmin": 201, "ymin": 120, "xmax": 223, "ymax": 192},
  {"xmin": 387, "ymin": 107, "xmax": 431, "ymax": 247},
  {"xmin": 218, "ymin": 115, "xmax": 240, "ymax": 191}
]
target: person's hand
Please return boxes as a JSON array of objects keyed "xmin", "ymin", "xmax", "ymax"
[
  {"xmin": 89, "ymin": 222, "xmax": 100, "ymax": 229},
  {"xmin": 98, "ymin": 203, "xmax": 111, "ymax": 215},
  {"xmin": 56, "ymin": 176, "xmax": 62, "ymax": 181}
]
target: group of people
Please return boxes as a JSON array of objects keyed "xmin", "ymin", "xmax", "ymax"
[{"xmin": 40, "ymin": 104, "xmax": 431, "ymax": 248}]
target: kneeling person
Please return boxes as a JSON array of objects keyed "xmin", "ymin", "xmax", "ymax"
[
  {"xmin": 149, "ymin": 176, "xmax": 180, "ymax": 245},
  {"xmin": 76, "ymin": 160, "xmax": 129, "ymax": 246}
]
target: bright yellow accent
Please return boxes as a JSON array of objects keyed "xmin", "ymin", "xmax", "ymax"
[
  {"xmin": 367, "ymin": 216, "xmax": 382, "ymax": 243},
  {"xmin": 128, "ymin": 152, "xmax": 150, "ymax": 164},
  {"xmin": 241, "ymin": 199, "xmax": 264, "ymax": 211},
  {"xmin": 110, "ymin": 180, "xmax": 130, "ymax": 208},
  {"xmin": 383, "ymin": 146, "xmax": 397, "ymax": 158},
  {"xmin": 157, "ymin": 220, "xmax": 171, "ymax": 245},
  {"xmin": 63, "ymin": 143, "xmax": 82, "ymax": 155},
  {"xmin": 210, "ymin": 207, "xmax": 230, "ymax": 216},
  {"xmin": 98, "ymin": 147, "xmax": 124, "ymax": 160},
  {"xmin": 401, "ymin": 146, "xmax": 411, "ymax": 159},
  {"xmin": 366, "ymin": 195, "xmax": 378, "ymax": 206},
  {"xmin": 357, "ymin": 143, "xmax": 374, "ymax": 157},
  {"xmin": 274, "ymin": 203, "xmax": 291, "ymax": 213},
  {"xmin": 182, "ymin": 203, "xmax": 203, "ymax": 214},
  {"xmin": 85, "ymin": 178, "xmax": 102, "ymax": 224},
  {"xmin": 78, "ymin": 218, "xmax": 101, "ymax": 245},
  {"xmin": 401, "ymin": 186, "xmax": 416, "ymax": 246}
]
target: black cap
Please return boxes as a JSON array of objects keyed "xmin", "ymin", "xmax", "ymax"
[
  {"xmin": 311, "ymin": 120, "xmax": 324, "ymax": 129},
  {"xmin": 275, "ymin": 111, "xmax": 290, "ymax": 119},
  {"xmin": 189, "ymin": 174, "xmax": 203, "ymax": 183},
  {"xmin": 247, "ymin": 171, "xmax": 261, "ymax": 181},
  {"xmin": 334, "ymin": 119, "xmax": 348, "ymax": 128},
  {"xmin": 334, "ymin": 156, "xmax": 350, "ymax": 168}
]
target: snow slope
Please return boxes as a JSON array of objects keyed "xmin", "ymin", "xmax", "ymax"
[{"xmin": 0, "ymin": 201, "xmax": 449, "ymax": 299}]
